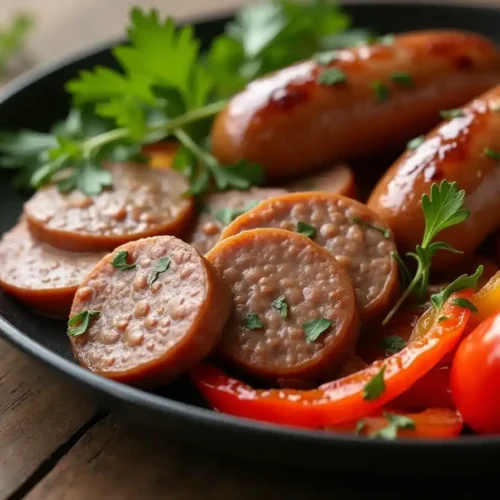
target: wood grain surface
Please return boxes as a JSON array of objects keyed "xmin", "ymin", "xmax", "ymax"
[{"xmin": 0, "ymin": 0, "xmax": 498, "ymax": 498}]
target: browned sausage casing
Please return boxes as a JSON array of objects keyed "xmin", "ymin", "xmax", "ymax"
[
  {"xmin": 368, "ymin": 84, "xmax": 500, "ymax": 268},
  {"xmin": 212, "ymin": 30, "xmax": 500, "ymax": 178}
]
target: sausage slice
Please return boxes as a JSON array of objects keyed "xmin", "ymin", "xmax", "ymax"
[
  {"xmin": 206, "ymin": 228, "xmax": 359, "ymax": 383},
  {"xmin": 24, "ymin": 163, "xmax": 194, "ymax": 252},
  {"xmin": 69, "ymin": 235, "xmax": 231, "ymax": 386},
  {"xmin": 186, "ymin": 187, "xmax": 287, "ymax": 255},
  {"xmin": 220, "ymin": 192, "xmax": 399, "ymax": 324},
  {"xmin": 0, "ymin": 221, "xmax": 105, "ymax": 317},
  {"xmin": 286, "ymin": 164, "xmax": 357, "ymax": 198}
]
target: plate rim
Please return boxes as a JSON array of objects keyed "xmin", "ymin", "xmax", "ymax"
[{"xmin": 1, "ymin": 0, "xmax": 500, "ymax": 452}]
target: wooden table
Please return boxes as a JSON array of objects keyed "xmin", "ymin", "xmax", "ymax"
[{"xmin": 0, "ymin": 0, "xmax": 498, "ymax": 498}]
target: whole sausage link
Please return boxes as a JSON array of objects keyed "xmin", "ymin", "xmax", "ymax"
[
  {"xmin": 211, "ymin": 30, "xmax": 500, "ymax": 178},
  {"xmin": 368, "ymin": 84, "xmax": 500, "ymax": 268}
]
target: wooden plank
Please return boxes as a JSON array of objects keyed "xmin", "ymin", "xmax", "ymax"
[
  {"xmin": 26, "ymin": 416, "xmax": 357, "ymax": 500},
  {"xmin": 0, "ymin": 338, "xmax": 97, "ymax": 499}
]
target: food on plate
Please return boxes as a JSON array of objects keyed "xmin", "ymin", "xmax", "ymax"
[
  {"xmin": 327, "ymin": 408, "xmax": 462, "ymax": 439},
  {"xmin": 0, "ymin": 221, "xmax": 105, "ymax": 317},
  {"xmin": 24, "ymin": 163, "xmax": 194, "ymax": 252},
  {"xmin": 68, "ymin": 235, "xmax": 231, "ymax": 386},
  {"xmin": 212, "ymin": 30, "xmax": 500, "ymax": 178},
  {"xmin": 451, "ymin": 310, "xmax": 500, "ymax": 434},
  {"xmin": 220, "ymin": 192, "xmax": 399, "ymax": 324},
  {"xmin": 205, "ymin": 228, "xmax": 359, "ymax": 383},
  {"xmin": 3, "ymin": 2, "xmax": 500, "ymax": 440},
  {"xmin": 185, "ymin": 187, "xmax": 287, "ymax": 255},
  {"xmin": 368, "ymin": 84, "xmax": 500, "ymax": 268},
  {"xmin": 286, "ymin": 164, "xmax": 357, "ymax": 198}
]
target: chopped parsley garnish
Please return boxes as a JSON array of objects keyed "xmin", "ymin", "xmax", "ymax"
[
  {"xmin": 316, "ymin": 68, "xmax": 347, "ymax": 86},
  {"xmin": 380, "ymin": 335, "xmax": 406, "ymax": 355},
  {"xmin": 296, "ymin": 221, "xmax": 317, "ymax": 239},
  {"xmin": 313, "ymin": 51, "xmax": 339, "ymax": 66},
  {"xmin": 148, "ymin": 257, "xmax": 170, "ymax": 287},
  {"xmin": 438, "ymin": 315, "xmax": 449, "ymax": 322},
  {"xmin": 391, "ymin": 72, "xmax": 413, "ymax": 87},
  {"xmin": 244, "ymin": 313, "xmax": 264, "ymax": 330},
  {"xmin": 407, "ymin": 135, "xmax": 425, "ymax": 150},
  {"xmin": 111, "ymin": 250, "xmax": 136, "ymax": 270},
  {"xmin": 371, "ymin": 412, "xmax": 416, "ymax": 440},
  {"xmin": 352, "ymin": 216, "xmax": 390, "ymax": 238},
  {"xmin": 382, "ymin": 180, "xmax": 471, "ymax": 325},
  {"xmin": 271, "ymin": 295, "xmax": 289, "ymax": 318},
  {"xmin": 440, "ymin": 108, "xmax": 464, "ymax": 119},
  {"xmin": 67, "ymin": 310, "xmax": 100, "ymax": 337},
  {"xmin": 303, "ymin": 318, "xmax": 332, "ymax": 342},
  {"xmin": 483, "ymin": 147, "xmax": 500, "ymax": 160},
  {"xmin": 214, "ymin": 200, "xmax": 259, "ymax": 226},
  {"xmin": 451, "ymin": 297, "xmax": 479, "ymax": 313},
  {"xmin": 363, "ymin": 365, "xmax": 386, "ymax": 401},
  {"xmin": 372, "ymin": 81, "xmax": 390, "ymax": 101},
  {"xmin": 430, "ymin": 265, "xmax": 483, "ymax": 312}
]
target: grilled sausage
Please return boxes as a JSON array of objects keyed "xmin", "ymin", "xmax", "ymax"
[
  {"xmin": 212, "ymin": 30, "xmax": 500, "ymax": 178},
  {"xmin": 368, "ymin": 84, "xmax": 500, "ymax": 268}
]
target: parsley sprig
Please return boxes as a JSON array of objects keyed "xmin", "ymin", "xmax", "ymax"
[{"xmin": 382, "ymin": 180, "xmax": 472, "ymax": 325}]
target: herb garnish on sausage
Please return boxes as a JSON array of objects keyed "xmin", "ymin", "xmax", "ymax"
[
  {"xmin": 391, "ymin": 72, "xmax": 413, "ymax": 87},
  {"xmin": 316, "ymin": 68, "xmax": 347, "ymax": 86},
  {"xmin": 111, "ymin": 250, "xmax": 136, "ymax": 270},
  {"xmin": 302, "ymin": 318, "xmax": 332, "ymax": 342},
  {"xmin": 296, "ymin": 221, "xmax": 317, "ymax": 239},
  {"xmin": 352, "ymin": 216, "xmax": 390, "ymax": 238},
  {"xmin": 67, "ymin": 310, "xmax": 100, "ymax": 337},
  {"xmin": 148, "ymin": 257, "xmax": 170, "ymax": 287},
  {"xmin": 243, "ymin": 313, "xmax": 264, "ymax": 330},
  {"xmin": 440, "ymin": 108, "xmax": 464, "ymax": 119},
  {"xmin": 380, "ymin": 335, "xmax": 406, "ymax": 355},
  {"xmin": 271, "ymin": 295, "xmax": 289, "ymax": 318}
]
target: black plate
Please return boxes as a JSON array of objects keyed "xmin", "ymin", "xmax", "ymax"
[{"xmin": 1, "ymin": 1, "xmax": 500, "ymax": 472}]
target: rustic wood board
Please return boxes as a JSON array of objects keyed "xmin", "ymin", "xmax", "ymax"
[{"xmin": 0, "ymin": 339, "xmax": 97, "ymax": 499}]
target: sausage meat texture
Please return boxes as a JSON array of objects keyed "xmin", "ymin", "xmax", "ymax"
[
  {"xmin": 69, "ymin": 236, "xmax": 231, "ymax": 386},
  {"xmin": 212, "ymin": 30, "xmax": 500, "ymax": 178},
  {"xmin": 368, "ymin": 84, "xmax": 500, "ymax": 268},
  {"xmin": 220, "ymin": 192, "xmax": 399, "ymax": 324},
  {"xmin": 206, "ymin": 228, "xmax": 359, "ymax": 383}
]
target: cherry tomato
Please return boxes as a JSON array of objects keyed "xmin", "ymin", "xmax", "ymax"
[{"xmin": 451, "ymin": 310, "xmax": 500, "ymax": 434}]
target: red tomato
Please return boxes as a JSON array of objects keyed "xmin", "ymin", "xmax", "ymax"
[{"xmin": 451, "ymin": 311, "xmax": 500, "ymax": 434}]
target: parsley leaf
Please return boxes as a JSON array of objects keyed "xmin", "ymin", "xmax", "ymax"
[
  {"xmin": 297, "ymin": 221, "xmax": 317, "ymax": 239},
  {"xmin": 483, "ymin": 147, "xmax": 500, "ymax": 160},
  {"xmin": 363, "ymin": 365, "xmax": 386, "ymax": 401},
  {"xmin": 272, "ymin": 295, "xmax": 289, "ymax": 318},
  {"xmin": 303, "ymin": 318, "xmax": 332, "ymax": 342},
  {"xmin": 67, "ymin": 310, "xmax": 100, "ymax": 337},
  {"xmin": 382, "ymin": 180, "xmax": 471, "ymax": 325},
  {"xmin": 372, "ymin": 81, "xmax": 390, "ymax": 101},
  {"xmin": 452, "ymin": 297, "xmax": 479, "ymax": 313},
  {"xmin": 370, "ymin": 412, "xmax": 416, "ymax": 440},
  {"xmin": 148, "ymin": 257, "xmax": 170, "ymax": 287},
  {"xmin": 430, "ymin": 265, "xmax": 483, "ymax": 312},
  {"xmin": 440, "ymin": 108, "xmax": 464, "ymax": 119},
  {"xmin": 111, "ymin": 250, "xmax": 136, "ymax": 270},
  {"xmin": 407, "ymin": 135, "xmax": 425, "ymax": 150},
  {"xmin": 214, "ymin": 202, "xmax": 258, "ymax": 226},
  {"xmin": 244, "ymin": 313, "xmax": 264, "ymax": 330},
  {"xmin": 352, "ymin": 216, "xmax": 390, "ymax": 238},
  {"xmin": 391, "ymin": 72, "xmax": 413, "ymax": 87},
  {"xmin": 316, "ymin": 68, "xmax": 346, "ymax": 86},
  {"xmin": 380, "ymin": 335, "xmax": 406, "ymax": 355}
]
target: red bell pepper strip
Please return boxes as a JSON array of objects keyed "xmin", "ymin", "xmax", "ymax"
[
  {"xmin": 191, "ymin": 292, "xmax": 472, "ymax": 429},
  {"xmin": 327, "ymin": 408, "xmax": 463, "ymax": 439}
]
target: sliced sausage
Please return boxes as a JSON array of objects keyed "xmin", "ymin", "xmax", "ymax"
[
  {"xmin": 212, "ymin": 30, "xmax": 500, "ymax": 178},
  {"xmin": 286, "ymin": 164, "xmax": 357, "ymax": 198},
  {"xmin": 186, "ymin": 187, "xmax": 287, "ymax": 255},
  {"xmin": 220, "ymin": 192, "xmax": 399, "ymax": 324},
  {"xmin": 0, "ymin": 221, "xmax": 105, "ymax": 317},
  {"xmin": 24, "ymin": 163, "xmax": 194, "ymax": 252},
  {"xmin": 69, "ymin": 235, "xmax": 231, "ymax": 386},
  {"xmin": 368, "ymin": 84, "xmax": 500, "ymax": 268},
  {"xmin": 206, "ymin": 228, "xmax": 359, "ymax": 383}
]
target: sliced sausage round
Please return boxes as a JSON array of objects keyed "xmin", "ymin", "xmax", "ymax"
[
  {"xmin": 286, "ymin": 164, "xmax": 357, "ymax": 198},
  {"xmin": 0, "ymin": 221, "xmax": 105, "ymax": 317},
  {"xmin": 24, "ymin": 163, "xmax": 194, "ymax": 252},
  {"xmin": 69, "ymin": 235, "xmax": 231, "ymax": 386},
  {"xmin": 186, "ymin": 187, "xmax": 287, "ymax": 255},
  {"xmin": 206, "ymin": 228, "xmax": 359, "ymax": 383},
  {"xmin": 220, "ymin": 192, "xmax": 399, "ymax": 324}
]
